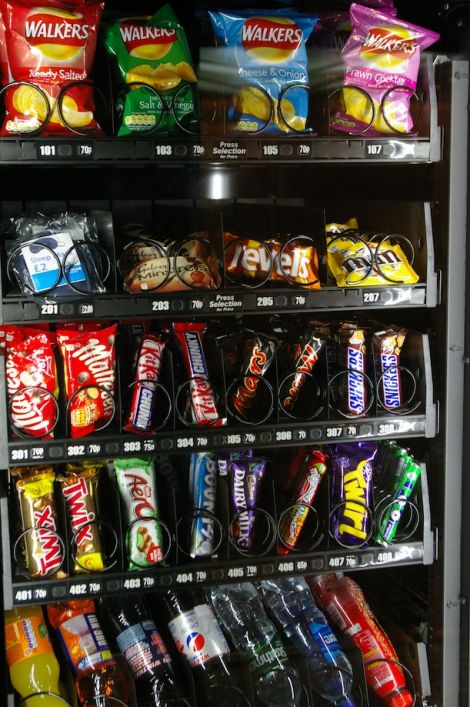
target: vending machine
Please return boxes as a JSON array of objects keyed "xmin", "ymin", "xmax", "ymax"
[{"xmin": 0, "ymin": 1, "xmax": 468, "ymax": 706}]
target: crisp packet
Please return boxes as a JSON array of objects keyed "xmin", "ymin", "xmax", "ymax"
[
  {"xmin": 0, "ymin": 0, "xmax": 104, "ymax": 136},
  {"xmin": 209, "ymin": 9, "xmax": 317, "ymax": 135},
  {"xmin": 332, "ymin": 3, "xmax": 439, "ymax": 135},
  {"xmin": 326, "ymin": 221, "xmax": 419, "ymax": 287},
  {"xmin": 105, "ymin": 4, "xmax": 198, "ymax": 136}
]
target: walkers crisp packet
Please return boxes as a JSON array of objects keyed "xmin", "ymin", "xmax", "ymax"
[
  {"xmin": 209, "ymin": 9, "xmax": 317, "ymax": 135},
  {"xmin": 331, "ymin": 3, "xmax": 439, "ymax": 135}
]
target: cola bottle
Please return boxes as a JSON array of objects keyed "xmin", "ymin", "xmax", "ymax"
[
  {"xmin": 46, "ymin": 599, "xmax": 134, "ymax": 707},
  {"xmin": 162, "ymin": 588, "xmax": 245, "ymax": 707},
  {"xmin": 101, "ymin": 596, "xmax": 193, "ymax": 707}
]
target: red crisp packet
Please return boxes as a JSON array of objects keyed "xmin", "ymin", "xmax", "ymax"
[
  {"xmin": 4, "ymin": 326, "xmax": 58, "ymax": 438},
  {"xmin": 57, "ymin": 324, "xmax": 117, "ymax": 438},
  {"xmin": 124, "ymin": 332, "xmax": 167, "ymax": 434}
]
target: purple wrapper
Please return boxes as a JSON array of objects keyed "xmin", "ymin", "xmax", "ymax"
[
  {"xmin": 229, "ymin": 458, "xmax": 267, "ymax": 551},
  {"xmin": 217, "ymin": 449, "xmax": 254, "ymax": 477},
  {"xmin": 330, "ymin": 442, "xmax": 377, "ymax": 546}
]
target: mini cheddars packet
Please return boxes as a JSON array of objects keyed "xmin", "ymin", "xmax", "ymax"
[{"xmin": 105, "ymin": 4, "xmax": 198, "ymax": 136}]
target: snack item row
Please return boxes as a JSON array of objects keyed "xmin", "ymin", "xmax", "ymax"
[
  {"xmin": 3, "ymin": 209, "xmax": 421, "ymax": 303},
  {"xmin": 10, "ymin": 441, "xmax": 423, "ymax": 581},
  {"xmin": 0, "ymin": 319, "xmax": 416, "ymax": 441},
  {"xmin": 0, "ymin": 2, "xmax": 439, "ymax": 137}
]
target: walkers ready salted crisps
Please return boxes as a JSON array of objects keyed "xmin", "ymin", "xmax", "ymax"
[
  {"xmin": 209, "ymin": 9, "xmax": 317, "ymax": 135},
  {"xmin": 105, "ymin": 4, "xmax": 198, "ymax": 136},
  {"xmin": 0, "ymin": 0, "xmax": 104, "ymax": 135},
  {"xmin": 331, "ymin": 3, "xmax": 439, "ymax": 135}
]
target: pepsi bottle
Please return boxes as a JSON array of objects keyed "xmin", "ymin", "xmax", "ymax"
[
  {"xmin": 163, "ymin": 589, "xmax": 244, "ymax": 707},
  {"xmin": 101, "ymin": 596, "xmax": 192, "ymax": 707}
]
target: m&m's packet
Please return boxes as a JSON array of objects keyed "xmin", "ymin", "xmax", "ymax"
[
  {"xmin": 105, "ymin": 4, "xmax": 198, "ymax": 136},
  {"xmin": 0, "ymin": 0, "xmax": 104, "ymax": 136},
  {"xmin": 331, "ymin": 3, "xmax": 439, "ymax": 135},
  {"xmin": 209, "ymin": 9, "xmax": 317, "ymax": 135},
  {"xmin": 326, "ymin": 219, "xmax": 419, "ymax": 287}
]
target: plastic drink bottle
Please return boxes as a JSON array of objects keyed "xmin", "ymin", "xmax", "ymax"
[
  {"xmin": 163, "ymin": 588, "xmax": 242, "ymax": 707},
  {"xmin": 46, "ymin": 599, "xmax": 133, "ymax": 707},
  {"xmin": 210, "ymin": 583, "xmax": 301, "ymax": 707},
  {"xmin": 101, "ymin": 595, "xmax": 193, "ymax": 707},
  {"xmin": 5, "ymin": 605, "xmax": 66, "ymax": 707},
  {"xmin": 260, "ymin": 577, "xmax": 356, "ymax": 706},
  {"xmin": 309, "ymin": 573, "xmax": 413, "ymax": 707}
]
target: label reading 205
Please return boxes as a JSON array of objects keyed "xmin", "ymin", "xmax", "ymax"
[{"xmin": 257, "ymin": 296, "xmax": 274, "ymax": 308}]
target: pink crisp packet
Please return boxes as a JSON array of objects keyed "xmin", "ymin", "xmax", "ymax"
[{"xmin": 331, "ymin": 3, "xmax": 439, "ymax": 135}]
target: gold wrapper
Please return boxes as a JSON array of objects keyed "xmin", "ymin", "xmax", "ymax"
[
  {"xmin": 15, "ymin": 468, "xmax": 65, "ymax": 578},
  {"xmin": 58, "ymin": 467, "xmax": 104, "ymax": 574}
]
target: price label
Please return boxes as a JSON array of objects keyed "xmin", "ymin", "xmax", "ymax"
[
  {"xmin": 227, "ymin": 567, "xmax": 244, "ymax": 579},
  {"xmin": 87, "ymin": 582, "xmax": 102, "ymax": 594},
  {"xmin": 67, "ymin": 444, "xmax": 86, "ymax": 458},
  {"xmin": 34, "ymin": 587, "xmax": 48, "ymax": 600},
  {"xmin": 143, "ymin": 439, "xmax": 156, "ymax": 452},
  {"xmin": 192, "ymin": 144, "xmax": 205, "ymax": 157},
  {"xmin": 86, "ymin": 443, "xmax": 102, "ymax": 456},
  {"xmin": 196, "ymin": 571, "xmax": 207, "ymax": 582},
  {"xmin": 293, "ymin": 295, "xmax": 306, "ymax": 306},
  {"xmin": 363, "ymin": 291, "xmax": 381, "ymax": 304},
  {"xmin": 151, "ymin": 300, "xmax": 170, "ymax": 312},
  {"xmin": 176, "ymin": 572, "xmax": 194, "ymax": 584},
  {"xmin": 190, "ymin": 298, "xmax": 204, "ymax": 311},
  {"xmin": 296, "ymin": 560, "xmax": 308, "ymax": 571},
  {"xmin": 345, "ymin": 426, "xmax": 357, "ymax": 437},
  {"xmin": 295, "ymin": 429, "xmax": 307, "ymax": 441},
  {"xmin": 143, "ymin": 576, "xmax": 156, "ymax": 588},
  {"xmin": 123, "ymin": 440, "xmax": 142, "ymax": 453},
  {"xmin": 345, "ymin": 555, "xmax": 357, "ymax": 567},
  {"xmin": 196, "ymin": 437, "xmax": 209, "ymax": 447},
  {"xmin": 77, "ymin": 143, "xmax": 93, "ymax": 158},
  {"xmin": 243, "ymin": 432, "xmax": 256, "ymax": 444},
  {"xmin": 246, "ymin": 565, "xmax": 257, "ymax": 578},
  {"xmin": 297, "ymin": 144, "xmax": 311, "ymax": 157},
  {"xmin": 31, "ymin": 447, "xmax": 45, "ymax": 460},
  {"xmin": 79, "ymin": 303, "xmax": 94, "ymax": 315}
]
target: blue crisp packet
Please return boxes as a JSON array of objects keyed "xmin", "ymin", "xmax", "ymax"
[{"xmin": 209, "ymin": 9, "xmax": 317, "ymax": 135}]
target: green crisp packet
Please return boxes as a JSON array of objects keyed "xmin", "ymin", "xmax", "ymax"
[
  {"xmin": 105, "ymin": 4, "xmax": 198, "ymax": 136},
  {"xmin": 114, "ymin": 457, "xmax": 166, "ymax": 570}
]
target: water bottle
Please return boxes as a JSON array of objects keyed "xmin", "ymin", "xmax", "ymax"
[
  {"xmin": 210, "ymin": 583, "xmax": 301, "ymax": 707},
  {"xmin": 260, "ymin": 577, "xmax": 356, "ymax": 707}
]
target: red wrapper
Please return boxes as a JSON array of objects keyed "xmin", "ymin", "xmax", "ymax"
[
  {"xmin": 4, "ymin": 326, "xmax": 58, "ymax": 438},
  {"xmin": 0, "ymin": 0, "xmax": 104, "ymax": 136},
  {"xmin": 57, "ymin": 324, "xmax": 117, "ymax": 438},
  {"xmin": 282, "ymin": 331, "xmax": 325, "ymax": 411},
  {"xmin": 173, "ymin": 322, "xmax": 225, "ymax": 427},
  {"xmin": 124, "ymin": 332, "xmax": 167, "ymax": 434}
]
